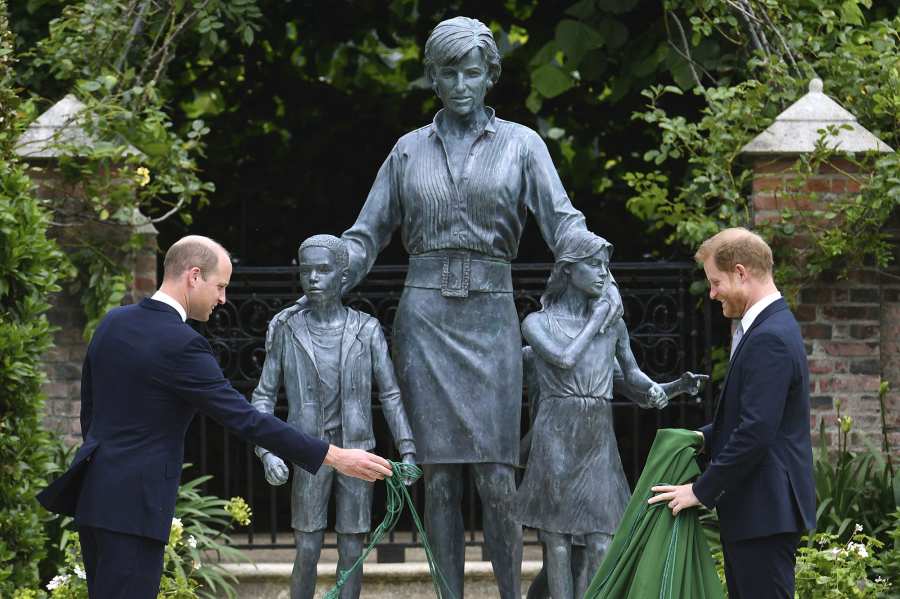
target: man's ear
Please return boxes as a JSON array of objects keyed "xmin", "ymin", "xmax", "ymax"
[
  {"xmin": 734, "ymin": 263, "xmax": 749, "ymax": 282},
  {"xmin": 187, "ymin": 267, "xmax": 201, "ymax": 287}
]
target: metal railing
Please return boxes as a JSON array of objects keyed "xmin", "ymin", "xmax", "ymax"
[{"xmin": 186, "ymin": 262, "xmax": 716, "ymax": 561}]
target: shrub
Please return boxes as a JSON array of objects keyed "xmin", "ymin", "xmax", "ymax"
[
  {"xmin": 0, "ymin": 2, "xmax": 73, "ymax": 593},
  {"xmin": 33, "ymin": 468, "xmax": 251, "ymax": 599}
]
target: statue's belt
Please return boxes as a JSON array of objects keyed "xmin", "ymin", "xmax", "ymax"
[{"xmin": 406, "ymin": 252, "xmax": 513, "ymax": 298}]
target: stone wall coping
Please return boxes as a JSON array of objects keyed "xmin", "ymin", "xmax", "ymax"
[{"xmin": 742, "ymin": 79, "xmax": 893, "ymax": 155}]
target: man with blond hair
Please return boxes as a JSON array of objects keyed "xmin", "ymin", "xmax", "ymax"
[
  {"xmin": 650, "ymin": 227, "xmax": 815, "ymax": 598},
  {"xmin": 39, "ymin": 235, "xmax": 393, "ymax": 599}
]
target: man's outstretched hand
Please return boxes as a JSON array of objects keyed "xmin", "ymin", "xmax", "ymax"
[
  {"xmin": 648, "ymin": 483, "xmax": 701, "ymax": 516},
  {"xmin": 323, "ymin": 446, "xmax": 393, "ymax": 482}
]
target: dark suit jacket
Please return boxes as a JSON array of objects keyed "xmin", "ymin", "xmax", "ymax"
[
  {"xmin": 38, "ymin": 298, "xmax": 329, "ymax": 543},
  {"xmin": 693, "ymin": 298, "xmax": 816, "ymax": 542}
]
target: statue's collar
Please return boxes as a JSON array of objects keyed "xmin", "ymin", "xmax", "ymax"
[{"xmin": 429, "ymin": 107, "xmax": 497, "ymax": 139}]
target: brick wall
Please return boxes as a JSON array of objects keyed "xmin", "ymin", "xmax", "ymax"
[
  {"xmin": 749, "ymin": 156, "xmax": 899, "ymax": 454},
  {"xmin": 30, "ymin": 165, "xmax": 159, "ymax": 446}
]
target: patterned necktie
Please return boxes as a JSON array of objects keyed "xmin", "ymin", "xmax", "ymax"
[{"xmin": 730, "ymin": 322, "xmax": 744, "ymax": 360}]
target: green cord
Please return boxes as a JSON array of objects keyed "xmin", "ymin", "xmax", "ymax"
[{"xmin": 323, "ymin": 461, "xmax": 457, "ymax": 599}]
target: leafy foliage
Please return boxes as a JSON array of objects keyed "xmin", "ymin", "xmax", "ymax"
[
  {"xmin": 29, "ymin": 468, "xmax": 252, "ymax": 599},
  {"xmin": 0, "ymin": 2, "xmax": 73, "ymax": 594},
  {"xmin": 812, "ymin": 393, "xmax": 899, "ymax": 545},
  {"xmin": 795, "ymin": 529, "xmax": 891, "ymax": 598},
  {"xmin": 623, "ymin": 1, "xmax": 900, "ymax": 293}
]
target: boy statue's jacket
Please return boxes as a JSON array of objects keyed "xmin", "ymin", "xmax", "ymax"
[{"xmin": 253, "ymin": 307, "xmax": 415, "ymax": 456}]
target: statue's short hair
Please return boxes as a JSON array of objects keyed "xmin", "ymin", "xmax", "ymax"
[
  {"xmin": 424, "ymin": 17, "xmax": 501, "ymax": 86},
  {"xmin": 163, "ymin": 235, "xmax": 228, "ymax": 280},
  {"xmin": 695, "ymin": 227, "xmax": 773, "ymax": 276},
  {"xmin": 299, "ymin": 234, "xmax": 349, "ymax": 272}
]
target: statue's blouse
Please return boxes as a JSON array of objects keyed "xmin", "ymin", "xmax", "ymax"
[{"xmin": 342, "ymin": 108, "xmax": 588, "ymax": 287}]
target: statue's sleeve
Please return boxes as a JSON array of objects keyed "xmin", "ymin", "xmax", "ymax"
[
  {"xmin": 251, "ymin": 319, "xmax": 285, "ymax": 457},
  {"xmin": 369, "ymin": 319, "xmax": 416, "ymax": 456},
  {"xmin": 521, "ymin": 131, "xmax": 589, "ymax": 256},
  {"xmin": 341, "ymin": 143, "xmax": 404, "ymax": 291}
]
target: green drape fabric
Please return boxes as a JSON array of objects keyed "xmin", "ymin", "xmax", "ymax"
[{"xmin": 583, "ymin": 428, "xmax": 726, "ymax": 599}]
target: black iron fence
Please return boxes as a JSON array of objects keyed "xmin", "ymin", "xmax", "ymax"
[{"xmin": 187, "ymin": 262, "xmax": 717, "ymax": 561}]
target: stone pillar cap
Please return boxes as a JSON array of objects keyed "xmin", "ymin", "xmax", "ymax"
[
  {"xmin": 14, "ymin": 94, "xmax": 142, "ymax": 159},
  {"xmin": 741, "ymin": 78, "xmax": 893, "ymax": 155}
]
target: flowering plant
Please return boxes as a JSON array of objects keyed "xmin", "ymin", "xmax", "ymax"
[
  {"xmin": 795, "ymin": 526, "xmax": 890, "ymax": 599},
  {"xmin": 29, "ymin": 468, "xmax": 252, "ymax": 598}
]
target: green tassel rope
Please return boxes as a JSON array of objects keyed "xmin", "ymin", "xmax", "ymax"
[{"xmin": 323, "ymin": 461, "xmax": 457, "ymax": 599}]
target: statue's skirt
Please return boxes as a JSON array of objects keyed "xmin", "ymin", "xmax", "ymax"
[{"xmin": 392, "ymin": 286, "xmax": 522, "ymax": 465}]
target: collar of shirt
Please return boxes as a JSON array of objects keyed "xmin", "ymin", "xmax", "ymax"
[
  {"xmin": 740, "ymin": 291, "xmax": 781, "ymax": 332},
  {"xmin": 151, "ymin": 290, "xmax": 187, "ymax": 322},
  {"xmin": 428, "ymin": 106, "xmax": 497, "ymax": 140}
]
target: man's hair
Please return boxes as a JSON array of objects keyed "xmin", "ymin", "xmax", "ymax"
[
  {"xmin": 299, "ymin": 234, "xmax": 349, "ymax": 272},
  {"xmin": 424, "ymin": 17, "xmax": 501, "ymax": 86},
  {"xmin": 163, "ymin": 236, "xmax": 228, "ymax": 281},
  {"xmin": 695, "ymin": 227, "xmax": 773, "ymax": 276}
]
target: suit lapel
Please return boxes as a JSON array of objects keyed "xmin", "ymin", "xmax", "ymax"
[
  {"xmin": 288, "ymin": 310, "xmax": 319, "ymax": 377},
  {"xmin": 712, "ymin": 298, "xmax": 789, "ymax": 423}
]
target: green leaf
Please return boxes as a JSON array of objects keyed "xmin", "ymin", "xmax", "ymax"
[
  {"xmin": 595, "ymin": 18, "xmax": 629, "ymax": 50},
  {"xmin": 554, "ymin": 19, "xmax": 605, "ymax": 67},
  {"xmin": 531, "ymin": 63, "xmax": 574, "ymax": 98}
]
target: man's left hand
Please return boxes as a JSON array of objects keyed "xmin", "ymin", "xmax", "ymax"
[{"xmin": 648, "ymin": 483, "xmax": 700, "ymax": 516}]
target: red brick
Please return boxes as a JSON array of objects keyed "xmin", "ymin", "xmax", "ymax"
[
  {"xmin": 794, "ymin": 304, "xmax": 817, "ymax": 322},
  {"xmin": 819, "ymin": 158, "xmax": 863, "ymax": 174},
  {"xmin": 849, "ymin": 324, "xmax": 879, "ymax": 340},
  {"xmin": 850, "ymin": 288, "xmax": 880, "ymax": 303},
  {"xmin": 753, "ymin": 176, "xmax": 784, "ymax": 193},
  {"xmin": 822, "ymin": 342, "xmax": 878, "ymax": 357},
  {"xmin": 753, "ymin": 193, "xmax": 779, "ymax": 211},
  {"xmin": 802, "ymin": 323, "xmax": 833, "ymax": 339},
  {"xmin": 808, "ymin": 359, "xmax": 834, "ymax": 374},
  {"xmin": 753, "ymin": 211, "xmax": 783, "ymax": 226},
  {"xmin": 823, "ymin": 305, "xmax": 880, "ymax": 321},
  {"xmin": 753, "ymin": 158, "xmax": 796, "ymax": 174},
  {"xmin": 132, "ymin": 277, "xmax": 157, "ymax": 296},
  {"xmin": 801, "ymin": 288, "xmax": 832, "ymax": 303},
  {"xmin": 805, "ymin": 178, "xmax": 832, "ymax": 193},
  {"xmin": 833, "ymin": 288, "xmax": 849, "ymax": 303},
  {"xmin": 848, "ymin": 270, "xmax": 880, "ymax": 284}
]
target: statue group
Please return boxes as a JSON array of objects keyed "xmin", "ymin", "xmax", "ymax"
[{"xmin": 253, "ymin": 16, "xmax": 706, "ymax": 599}]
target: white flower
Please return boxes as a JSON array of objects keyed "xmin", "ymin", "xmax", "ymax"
[
  {"xmin": 854, "ymin": 523, "xmax": 863, "ymax": 533},
  {"xmin": 187, "ymin": 535, "xmax": 197, "ymax": 549},
  {"xmin": 171, "ymin": 517, "xmax": 183, "ymax": 528},
  {"xmin": 847, "ymin": 542, "xmax": 868, "ymax": 558},
  {"xmin": 193, "ymin": 560, "xmax": 202, "ymax": 571},
  {"xmin": 74, "ymin": 565, "xmax": 87, "ymax": 579},
  {"xmin": 876, "ymin": 576, "xmax": 886, "ymax": 584},
  {"xmin": 828, "ymin": 547, "xmax": 841, "ymax": 558},
  {"xmin": 47, "ymin": 574, "xmax": 70, "ymax": 590}
]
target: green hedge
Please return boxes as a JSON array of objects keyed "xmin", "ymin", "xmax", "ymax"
[{"xmin": 0, "ymin": 2, "xmax": 73, "ymax": 593}]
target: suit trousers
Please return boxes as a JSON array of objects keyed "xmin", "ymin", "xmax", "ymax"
[
  {"xmin": 79, "ymin": 525, "xmax": 165, "ymax": 599},
  {"xmin": 722, "ymin": 531, "xmax": 800, "ymax": 599}
]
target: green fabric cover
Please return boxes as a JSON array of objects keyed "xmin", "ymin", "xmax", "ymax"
[{"xmin": 584, "ymin": 428, "xmax": 726, "ymax": 599}]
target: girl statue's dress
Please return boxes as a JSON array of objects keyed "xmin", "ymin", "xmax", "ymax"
[{"xmin": 513, "ymin": 314, "xmax": 635, "ymax": 536}]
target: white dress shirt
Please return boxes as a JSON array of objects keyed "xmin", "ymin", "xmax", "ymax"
[
  {"xmin": 150, "ymin": 290, "xmax": 187, "ymax": 322},
  {"xmin": 740, "ymin": 291, "xmax": 782, "ymax": 332}
]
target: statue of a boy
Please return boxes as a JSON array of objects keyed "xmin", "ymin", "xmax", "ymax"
[{"xmin": 251, "ymin": 234, "xmax": 416, "ymax": 599}]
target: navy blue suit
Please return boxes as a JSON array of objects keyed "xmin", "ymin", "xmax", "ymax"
[
  {"xmin": 693, "ymin": 298, "xmax": 815, "ymax": 598},
  {"xmin": 38, "ymin": 299, "xmax": 329, "ymax": 597}
]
